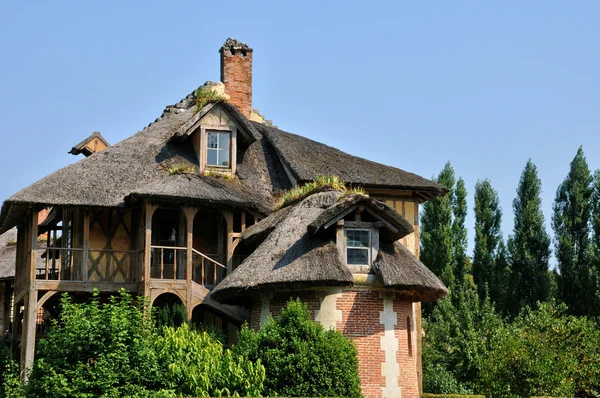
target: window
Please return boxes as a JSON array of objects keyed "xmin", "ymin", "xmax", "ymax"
[
  {"xmin": 206, "ymin": 131, "xmax": 231, "ymax": 167},
  {"xmin": 345, "ymin": 228, "xmax": 371, "ymax": 265}
]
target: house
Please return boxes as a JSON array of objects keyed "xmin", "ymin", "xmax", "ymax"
[{"xmin": 0, "ymin": 38, "xmax": 447, "ymax": 398}]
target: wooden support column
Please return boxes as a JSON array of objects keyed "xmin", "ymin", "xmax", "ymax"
[
  {"xmin": 21, "ymin": 209, "xmax": 39, "ymax": 376},
  {"xmin": 183, "ymin": 206, "xmax": 197, "ymax": 321},
  {"xmin": 20, "ymin": 290, "xmax": 37, "ymax": 376},
  {"xmin": 143, "ymin": 202, "xmax": 158, "ymax": 298},
  {"xmin": 223, "ymin": 211, "xmax": 234, "ymax": 275},
  {"xmin": 82, "ymin": 209, "xmax": 90, "ymax": 282}
]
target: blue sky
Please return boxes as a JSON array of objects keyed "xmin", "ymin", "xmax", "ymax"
[{"xmin": 1, "ymin": 2, "xmax": 599, "ymax": 260}]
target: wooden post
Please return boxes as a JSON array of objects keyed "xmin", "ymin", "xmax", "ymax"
[
  {"xmin": 184, "ymin": 207, "xmax": 196, "ymax": 321},
  {"xmin": 143, "ymin": 202, "xmax": 158, "ymax": 297},
  {"xmin": 224, "ymin": 211, "xmax": 234, "ymax": 275},
  {"xmin": 20, "ymin": 290, "xmax": 37, "ymax": 376},
  {"xmin": 82, "ymin": 209, "xmax": 90, "ymax": 282}
]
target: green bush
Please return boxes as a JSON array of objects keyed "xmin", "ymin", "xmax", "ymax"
[
  {"xmin": 25, "ymin": 289, "xmax": 265, "ymax": 398},
  {"xmin": 234, "ymin": 299, "xmax": 363, "ymax": 398},
  {"xmin": 422, "ymin": 394, "xmax": 485, "ymax": 398},
  {"xmin": 477, "ymin": 301, "xmax": 600, "ymax": 398},
  {"xmin": 27, "ymin": 290, "xmax": 159, "ymax": 397},
  {"xmin": 154, "ymin": 323, "xmax": 264, "ymax": 397},
  {"xmin": 0, "ymin": 347, "xmax": 24, "ymax": 397}
]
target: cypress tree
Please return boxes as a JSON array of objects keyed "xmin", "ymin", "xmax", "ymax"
[
  {"xmin": 472, "ymin": 179, "xmax": 503, "ymax": 303},
  {"xmin": 590, "ymin": 169, "xmax": 600, "ymax": 313},
  {"xmin": 452, "ymin": 178, "xmax": 469, "ymax": 284},
  {"xmin": 552, "ymin": 147, "xmax": 594, "ymax": 316},
  {"xmin": 507, "ymin": 160, "xmax": 551, "ymax": 316},
  {"xmin": 421, "ymin": 162, "xmax": 456, "ymax": 287}
]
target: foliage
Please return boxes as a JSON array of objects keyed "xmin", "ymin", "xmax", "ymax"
[
  {"xmin": 552, "ymin": 146, "xmax": 596, "ymax": 316},
  {"xmin": 234, "ymin": 299, "xmax": 362, "ymax": 398},
  {"xmin": 473, "ymin": 179, "xmax": 505, "ymax": 305},
  {"xmin": 423, "ymin": 285, "xmax": 502, "ymax": 394},
  {"xmin": 27, "ymin": 290, "xmax": 159, "ymax": 397},
  {"xmin": 0, "ymin": 348, "xmax": 24, "ymax": 398},
  {"xmin": 452, "ymin": 177, "xmax": 469, "ymax": 284},
  {"xmin": 477, "ymin": 301, "xmax": 600, "ymax": 398},
  {"xmin": 26, "ymin": 290, "xmax": 265, "ymax": 398},
  {"xmin": 194, "ymin": 86, "xmax": 226, "ymax": 113},
  {"xmin": 421, "ymin": 162, "xmax": 457, "ymax": 288},
  {"xmin": 275, "ymin": 175, "xmax": 367, "ymax": 210},
  {"xmin": 506, "ymin": 160, "xmax": 551, "ymax": 317},
  {"xmin": 167, "ymin": 163, "xmax": 196, "ymax": 175},
  {"xmin": 156, "ymin": 303, "xmax": 187, "ymax": 330},
  {"xmin": 422, "ymin": 394, "xmax": 485, "ymax": 398},
  {"xmin": 154, "ymin": 323, "xmax": 264, "ymax": 397},
  {"xmin": 203, "ymin": 167, "xmax": 233, "ymax": 180}
]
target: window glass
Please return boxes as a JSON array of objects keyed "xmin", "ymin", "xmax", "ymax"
[
  {"xmin": 206, "ymin": 131, "xmax": 231, "ymax": 167},
  {"xmin": 345, "ymin": 229, "xmax": 370, "ymax": 265}
]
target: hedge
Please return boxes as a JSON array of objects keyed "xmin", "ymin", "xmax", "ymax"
[{"xmin": 422, "ymin": 394, "xmax": 486, "ymax": 398}]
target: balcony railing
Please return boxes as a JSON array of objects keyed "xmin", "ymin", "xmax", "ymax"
[
  {"xmin": 36, "ymin": 247, "xmax": 136, "ymax": 283},
  {"xmin": 150, "ymin": 245, "xmax": 187, "ymax": 280},
  {"xmin": 192, "ymin": 249, "xmax": 227, "ymax": 289}
]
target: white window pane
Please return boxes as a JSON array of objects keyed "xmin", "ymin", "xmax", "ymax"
[
  {"xmin": 219, "ymin": 147, "xmax": 230, "ymax": 167},
  {"xmin": 207, "ymin": 132, "xmax": 218, "ymax": 149},
  {"xmin": 347, "ymin": 248, "xmax": 369, "ymax": 265},
  {"xmin": 207, "ymin": 149, "xmax": 218, "ymax": 166},
  {"xmin": 346, "ymin": 229, "xmax": 369, "ymax": 248},
  {"xmin": 219, "ymin": 132, "xmax": 230, "ymax": 150}
]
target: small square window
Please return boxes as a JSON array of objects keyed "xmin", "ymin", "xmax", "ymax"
[
  {"xmin": 345, "ymin": 228, "xmax": 371, "ymax": 265},
  {"xmin": 206, "ymin": 131, "xmax": 231, "ymax": 168}
]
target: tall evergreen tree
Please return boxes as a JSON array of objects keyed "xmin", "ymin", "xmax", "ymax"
[
  {"xmin": 552, "ymin": 147, "xmax": 594, "ymax": 316},
  {"xmin": 452, "ymin": 178, "xmax": 469, "ymax": 285},
  {"xmin": 590, "ymin": 169, "xmax": 600, "ymax": 313},
  {"xmin": 507, "ymin": 160, "xmax": 551, "ymax": 316},
  {"xmin": 472, "ymin": 179, "xmax": 503, "ymax": 303},
  {"xmin": 421, "ymin": 162, "xmax": 456, "ymax": 288}
]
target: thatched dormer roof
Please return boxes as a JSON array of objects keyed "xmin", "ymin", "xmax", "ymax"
[{"xmin": 211, "ymin": 190, "xmax": 447, "ymax": 303}]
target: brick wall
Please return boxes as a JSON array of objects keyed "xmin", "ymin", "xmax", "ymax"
[
  {"xmin": 250, "ymin": 288, "xmax": 419, "ymax": 398},
  {"xmin": 220, "ymin": 49, "xmax": 252, "ymax": 118}
]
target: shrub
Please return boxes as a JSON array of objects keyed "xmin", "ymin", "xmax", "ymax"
[
  {"xmin": 234, "ymin": 299, "xmax": 363, "ymax": 398},
  {"xmin": 26, "ymin": 290, "xmax": 160, "ymax": 397},
  {"xmin": 26, "ymin": 290, "xmax": 266, "ymax": 397},
  {"xmin": 154, "ymin": 323, "xmax": 264, "ymax": 397},
  {"xmin": 0, "ymin": 348, "xmax": 24, "ymax": 397},
  {"xmin": 194, "ymin": 86, "xmax": 226, "ymax": 112},
  {"xmin": 156, "ymin": 303, "xmax": 187, "ymax": 330}
]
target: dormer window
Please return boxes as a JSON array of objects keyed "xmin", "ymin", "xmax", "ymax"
[
  {"xmin": 207, "ymin": 131, "xmax": 231, "ymax": 168},
  {"xmin": 345, "ymin": 228, "xmax": 371, "ymax": 265}
]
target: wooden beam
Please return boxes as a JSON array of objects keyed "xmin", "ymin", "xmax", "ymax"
[
  {"xmin": 82, "ymin": 209, "xmax": 90, "ymax": 282},
  {"xmin": 35, "ymin": 280, "xmax": 137, "ymax": 292},
  {"xmin": 223, "ymin": 211, "xmax": 234, "ymax": 274}
]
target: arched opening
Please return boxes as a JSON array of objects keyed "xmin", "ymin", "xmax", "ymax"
[
  {"xmin": 153, "ymin": 292, "xmax": 186, "ymax": 329},
  {"xmin": 151, "ymin": 207, "xmax": 187, "ymax": 279},
  {"xmin": 192, "ymin": 208, "xmax": 226, "ymax": 287}
]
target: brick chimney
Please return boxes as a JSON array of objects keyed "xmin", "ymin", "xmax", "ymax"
[{"xmin": 220, "ymin": 38, "xmax": 253, "ymax": 118}]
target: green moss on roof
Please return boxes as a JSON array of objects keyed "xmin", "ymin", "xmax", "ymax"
[{"xmin": 275, "ymin": 175, "xmax": 367, "ymax": 210}]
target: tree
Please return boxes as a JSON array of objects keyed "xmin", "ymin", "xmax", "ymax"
[
  {"xmin": 452, "ymin": 177, "xmax": 469, "ymax": 284},
  {"xmin": 552, "ymin": 147, "xmax": 595, "ymax": 316},
  {"xmin": 507, "ymin": 160, "xmax": 551, "ymax": 316},
  {"xmin": 421, "ymin": 162, "xmax": 469, "ymax": 289},
  {"xmin": 472, "ymin": 179, "xmax": 504, "ymax": 303},
  {"xmin": 591, "ymin": 169, "xmax": 600, "ymax": 311}
]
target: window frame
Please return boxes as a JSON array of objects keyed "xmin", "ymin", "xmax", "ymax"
[
  {"xmin": 199, "ymin": 125, "xmax": 237, "ymax": 174},
  {"xmin": 344, "ymin": 228, "xmax": 372, "ymax": 266},
  {"xmin": 206, "ymin": 130, "xmax": 232, "ymax": 169}
]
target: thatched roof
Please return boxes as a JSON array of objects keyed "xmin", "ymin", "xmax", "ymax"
[
  {"xmin": 211, "ymin": 191, "xmax": 354, "ymax": 301},
  {"xmin": 0, "ymin": 85, "xmax": 444, "ymax": 234},
  {"xmin": 211, "ymin": 190, "xmax": 447, "ymax": 303},
  {"xmin": 373, "ymin": 241, "xmax": 447, "ymax": 301},
  {"xmin": 252, "ymin": 122, "xmax": 447, "ymax": 201},
  {"xmin": 0, "ymin": 95, "xmax": 288, "ymax": 234},
  {"xmin": 308, "ymin": 194, "xmax": 414, "ymax": 240}
]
